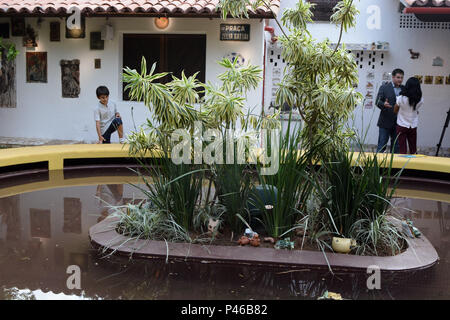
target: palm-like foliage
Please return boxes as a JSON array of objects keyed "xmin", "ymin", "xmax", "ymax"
[
  {"xmin": 123, "ymin": 58, "xmax": 196, "ymax": 131},
  {"xmin": 123, "ymin": 56, "xmax": 262, "ymax": 152},
  {"xmin": 219, "ymin": 0, "xmax": 362, "ymax": 153}
]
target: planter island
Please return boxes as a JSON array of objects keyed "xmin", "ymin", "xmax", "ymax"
[{"xmin": 90, "ymin": 216, "xmax": 439, "ymax": 274}]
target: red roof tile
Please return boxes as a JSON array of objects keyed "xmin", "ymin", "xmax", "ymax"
[
  {"xmin": 0, "ymin": 0, "xmax": 280, "ymax": 17},
  {"xmin": 403, "ymin": 0, "xmax": 450, "ymax": 7}
]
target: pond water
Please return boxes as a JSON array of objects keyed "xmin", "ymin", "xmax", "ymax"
[{"xmin": 0, "ymin": 170, "xmax": 448, "ymax": 300}]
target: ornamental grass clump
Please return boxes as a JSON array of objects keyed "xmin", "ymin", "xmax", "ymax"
[
  {"xmin": 303, "ymin": 143, "xmax": 406, "ymax": 255},
  {"xmin": 250, "ymin": 116, "xmax": 322, "ymax": 238}
]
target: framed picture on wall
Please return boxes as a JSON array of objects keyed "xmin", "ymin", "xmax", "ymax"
[
  {"xmin": 90, "ymin": 32, "xmax": 104, "ymax": 50},
  {"xmin": 414, "ymin": 75, "xmax": 423, "ymax": 84},
  {"xmin": 26, "ymin": 52, "xmax": 48, "ymax": 83},
  {"xmin": 11, "ymin": 17, "xmax": 25, "ymax": 37},
  {"xmin": 424, "ymin": 76, "xmax": 434, "ymax": 85},
  {"xmin": 435, "ymin": 76, "xmax": 444, "ymax": 85},
  {"xmin": 50, "ymin": 21, "xmax": 61, "ymax": 42},
  {"xmin": 446, "ymin": 76, "xmax": 450, "ymax": 85}
]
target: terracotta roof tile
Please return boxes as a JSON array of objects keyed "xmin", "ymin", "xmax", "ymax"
[
  {"xmin": 0, "ymin": 0, "xmax": 280, "ymax": 17},
  {"xmin": 404, "ymin": 0, "xmax": 450, "ymax": 7}
]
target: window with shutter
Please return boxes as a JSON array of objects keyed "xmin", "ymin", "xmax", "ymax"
[{"xmin": 122, "ymin": 34, "xmax": 206, "ymax": 101}]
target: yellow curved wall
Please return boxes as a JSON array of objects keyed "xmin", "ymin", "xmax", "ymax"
[{"xmin": 0, "ymin": 144, "xmax": 449, "ymax": 173}]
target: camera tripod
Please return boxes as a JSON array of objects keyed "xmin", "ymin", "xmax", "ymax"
[{"xmin": 436, "ymin": 107, "xmax": 450, "ymax": 157}]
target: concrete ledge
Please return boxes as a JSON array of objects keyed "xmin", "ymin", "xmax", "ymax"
[
  {"xmin": 89, "ymin": 217, "xmax": 439, "ymax": 273},
  {"xmin": 0, "ymin": 144, "xmax": 158, "ymax": 170},
  {"xmin": 0, "ymin": 144, "xmax": 449, "ymax": 173}
]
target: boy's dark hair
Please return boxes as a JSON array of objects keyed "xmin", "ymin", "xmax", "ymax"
[
  {"xmin": 392, "ymin": 69, "xmax": 404, "ymax": 77},
  {"xmin": 96, "ymin": 86, "xmax": 109, "ymax": 98}
]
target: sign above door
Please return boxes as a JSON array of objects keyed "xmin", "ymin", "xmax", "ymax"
[{"xmin": 220, "ymin": 24, "xmax": 250, "ymax": 41}]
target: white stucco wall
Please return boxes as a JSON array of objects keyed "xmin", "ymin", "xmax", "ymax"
[
  {"xmin": 0, "ymin": 17, "xmax": 264, "ymax": 143},
  {"xmin": 269, "ymin": 0, "xmax": 450, "ymax": 149}
]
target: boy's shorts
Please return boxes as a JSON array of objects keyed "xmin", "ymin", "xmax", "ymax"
[{"xmin": 102, "ymin": 117, "xmax": 123, "ymax": 144}]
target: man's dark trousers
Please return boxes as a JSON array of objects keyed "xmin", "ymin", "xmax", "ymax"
[{"xmin": 375, "ymin": 82, "xmax": 403, "ymax": 153}]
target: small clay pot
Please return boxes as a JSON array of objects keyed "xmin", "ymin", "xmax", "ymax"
[
  {"xmin": 238, "ymin": 236, "xmax": 250, "ymax": 245},
  {"xmin": 250, "ymin": 234, "xmax": 260, "ymax": 247}
]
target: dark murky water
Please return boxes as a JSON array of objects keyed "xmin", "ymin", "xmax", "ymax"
[{"xmin": 0, "ymin": 171, "xmax": 449, "ymax": 300}]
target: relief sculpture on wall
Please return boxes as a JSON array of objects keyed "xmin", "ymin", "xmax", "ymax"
[
  {"xmin": 0, "ymin": 47, "xmax": 16, "ymax": 108},
  {"xmin": 60, "ymin": 59, "xmax": 80, "ymax": 98}
]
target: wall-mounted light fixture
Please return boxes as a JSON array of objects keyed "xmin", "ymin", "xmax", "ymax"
[{"xmin": 155, "ymin": 17, "xmax": 169, "ymax": 30}]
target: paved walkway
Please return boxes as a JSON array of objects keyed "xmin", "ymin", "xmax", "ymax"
[
  {"xmin": 0, "ymin": 136, "xmax": 84, "ymax": 147},
  {"xmin": 0, "ymin": 136, "xmax": 448, "ymax": 157}
]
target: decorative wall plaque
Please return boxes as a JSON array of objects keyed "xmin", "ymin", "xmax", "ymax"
[
  {"xmin": 435, "ymin": 76, "xmax": 444, "ymax": 85},
  {"xmin": 432, "ymin": 57, "xmax": 444, "ymax": 67},
  {"xmin": 414, "ymin": 75, "xmax": 423, "ymax": 84},
  {"xmin": 424, "ymin": 75, "xmax": 434, "ymax": 84},
  {"xmin": 60, "ymin": 59, "xmax": 80, "ymax": 98},
  {"xmin": 95, "ymin": 58, "xmax": 101, "ymax": 69}
]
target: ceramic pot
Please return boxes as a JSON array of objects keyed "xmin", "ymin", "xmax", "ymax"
[
  {"xmin": 237, "ymin": 236, "xmax": 250, "ymax": 245},
  {"xmin": 332, "ymin": 237, "xmax": 357, "ymax": 254}
]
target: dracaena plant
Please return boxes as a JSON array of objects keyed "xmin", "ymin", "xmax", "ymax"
[
  {"xmin": 218, "ymin": 0, "xmax": 363, "ymax": 154},
  {"xmin": 123, "ymin": 56, "xmax": 268, "ymax": 156}
]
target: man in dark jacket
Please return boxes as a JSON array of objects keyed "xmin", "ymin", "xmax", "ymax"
[{"xmin": 375, "ymin": 69, "xmax": 405, "ymax": 153}]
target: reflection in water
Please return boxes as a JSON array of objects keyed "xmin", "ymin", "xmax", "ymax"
[
  {"xmin": 0, "ymin": 196, "xmax": 20, "ymax": 241},
  {"xmin": 30, "ymin": 208, "xmax": 51, "ymax": 238},
  {"xmin": 64, "ymin": 198, "xmax": 82, "ymax": 234},
  {"xmin": 0, "ymin": 182, "xmax": 448, "ymax": 300},
  {"xmin": 96, "ymin": 184, "xmax": 124, "ymax": 223}
]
